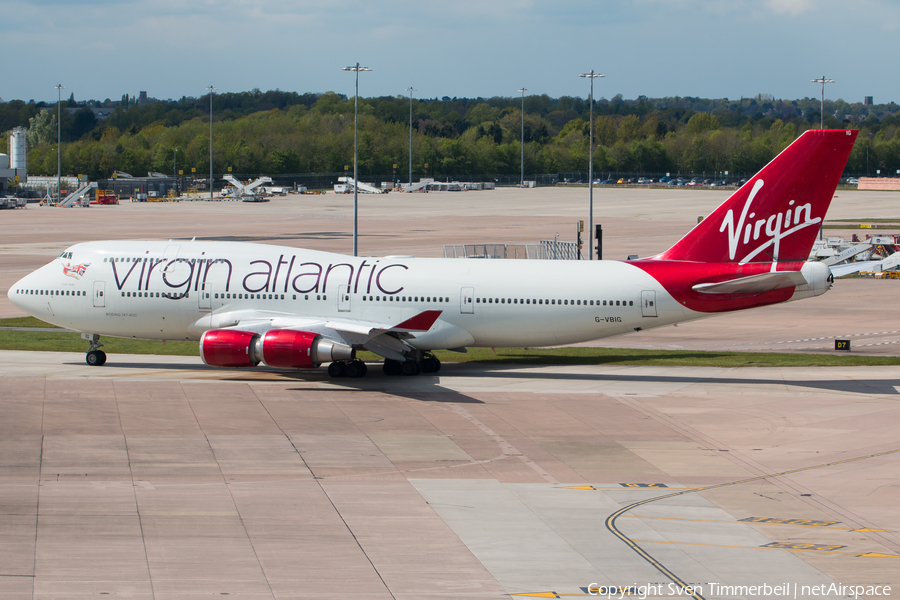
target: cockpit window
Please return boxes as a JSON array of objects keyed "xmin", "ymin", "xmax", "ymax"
[{"xmin": 58, "ymin": 251, "xmax": 74, "ymax": 259}]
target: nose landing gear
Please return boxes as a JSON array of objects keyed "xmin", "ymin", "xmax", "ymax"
[{"xmin": 84, "ymin": 334, "xmax": 106, "ymax": 366}]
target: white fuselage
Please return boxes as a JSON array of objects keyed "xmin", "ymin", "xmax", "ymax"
[{"xmin": 10, "ymin": 240, "xmax": 698, "ymax": 350}]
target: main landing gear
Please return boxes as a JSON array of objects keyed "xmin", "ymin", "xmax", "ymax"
[
  {"xmin": 84, "ymin": 334, "xmax": 107, "ymax": 366},
  {"xmin": 382, "ymin": 353, "xmax": 441, "ymax": 377},
  {"xmin": 325, "ymin": 353, "xmax": 441, "ymax": 379},
  {"xmin": 327, "ymin": 359, "xmax": 368, "ymax": 378}
]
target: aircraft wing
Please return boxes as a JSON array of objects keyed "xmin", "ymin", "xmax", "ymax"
[
  {"xmin": 324, "ymin": 310, "xmax": 443, "ymax": 337},
  {"xmin": 204, "ymin": 309, "xmax": 443, "ymax": 362},
  {"xmin": 692, "ymin": 271, "xmax": 807, "ymax": 295}
]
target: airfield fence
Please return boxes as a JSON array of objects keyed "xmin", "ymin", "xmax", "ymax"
[{"xmin": 443, "ymin": 241, "xmax": 581, "ymax": 260}]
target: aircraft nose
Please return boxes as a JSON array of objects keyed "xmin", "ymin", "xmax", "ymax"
[{"xmin": 9, "ymin": 273, "xmax": 36, "ymax": 313}]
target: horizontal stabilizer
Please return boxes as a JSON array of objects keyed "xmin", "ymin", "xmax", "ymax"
[{"xmin": 692, "ymin": 271, "xmax": 807, "ymax": 295}]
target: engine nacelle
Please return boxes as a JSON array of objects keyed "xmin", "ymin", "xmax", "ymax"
[
  {"xmin": 258, "ymin": 329, "xmax": 353, "ymax": 368},
  {"xmin": 200, "ymin": 329, "xmax": 261, "ymax": 367},
  {"xmin": 199, "ymin": 328, "xmax": 354, "ymax": 370}
]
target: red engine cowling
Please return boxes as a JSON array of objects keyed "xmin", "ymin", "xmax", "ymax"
[
  {"xmin": 200, "ymin": 329, "xmax": 261, "ymax": 367},
  {"xmin": 258, "ymin": 329, "xmax": 353, "ymax": 368}
]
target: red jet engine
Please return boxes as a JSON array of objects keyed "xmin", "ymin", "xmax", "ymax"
[{"xmin": 200, "ymin": 329, "xmax": 353, "ymax": 369}]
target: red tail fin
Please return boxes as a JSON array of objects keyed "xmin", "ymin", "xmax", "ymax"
[{"xmin": 655, "ymin": 129, "xmax": 857, "ymax": 264}]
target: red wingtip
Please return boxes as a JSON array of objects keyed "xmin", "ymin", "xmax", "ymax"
[{"xmin": 392, "ymin": 310, "xmax": 443, "ymax": 331}]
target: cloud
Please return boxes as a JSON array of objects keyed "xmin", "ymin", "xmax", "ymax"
[{"xmin": 764, "ymin": 0, "xmax": 814, "ymax": 15}]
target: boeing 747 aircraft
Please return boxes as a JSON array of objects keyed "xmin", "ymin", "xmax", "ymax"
[{"xmin": 9, "ymin": 129, "xmax": 857, "ymax": 377}]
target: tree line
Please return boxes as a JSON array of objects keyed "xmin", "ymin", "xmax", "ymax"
[{"xmin": 3, "ymin": 90, "xmax": 900, "ymax": 182}]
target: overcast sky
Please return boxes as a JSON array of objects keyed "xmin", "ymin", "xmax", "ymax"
[{"xmin": 3, "ymin": 0, "xmax": 898, "ymax": 105}]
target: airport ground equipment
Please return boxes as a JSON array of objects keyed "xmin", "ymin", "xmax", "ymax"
[
  {"xmin": 222, "ymin": 174, "xmax": 272, "ymax": 201},
  {"xmin": 335, "ymin": 177, "xmax": 385, "ymax": 194},
  {"xmin": 59, "ymin": 182, "xmax": 97, "ymax": 207},
  {"xmin": 0, "ymin": 197, "xmax": 26, "ymax": 209},
  {"xmin": 91, "ymin": 190, "xmax": 119, "ymax": 205},
  {"xmin": 401, "ymin": 178, "xmax": 434, "ymax": 193},
  {"xmin": 812, "ymin": 235, "xmax": 900, "ymax": 277}
]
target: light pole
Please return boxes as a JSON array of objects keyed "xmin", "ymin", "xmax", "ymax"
[
  {"xmin": 518, "ymin": 88, "xmax": 527, "ymax": 187},
  {"xmin": 56, "ymin": 84, "xmax": 63, "ymax": 203},
  {"xmin": 406, "ymin": 87, "xmax": 416, "ymax": 188},
  {"xmin": 811, "ymin": 76, "xmax": 834, "ymax": 129},
  {"xmin": 173, "ymin": 148, "xmax": 178, "ymax": 178},
  {"xmin": 343, "ymin": 63, "xmax": 371, "ymax": 257},
  {"xmin": 579, "ymin": 70, "xmax": 604, "ymax": 259},
  {"xmin": 207, "ymin": 86, "xmax": 215, "ymax": 200}
]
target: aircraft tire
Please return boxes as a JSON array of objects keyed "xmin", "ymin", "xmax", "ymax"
[
  {"xmin": 346, "ymin": 360, "xmax": 367, "ymax": 378},
  {"xmin": 421, "ymin": 357, "xmax": 440, "ymax": 374},
  {"xmin": 86, "ymin": 350, "xmax": 104, "ymax": 366},
  {"xmin": 383, "ymin": 359, "xmax": 402, "ymax": 376},
  {"xmin": 327, "ymin": 361, "xmax": 347, "ymax": 378},
  {"xmin": 400, "ymin": 360, "xmax": 420, "ymax": 376},
  {"xmin": 97, "ymin": 351, "xmax": 107, "ymax": 366}
]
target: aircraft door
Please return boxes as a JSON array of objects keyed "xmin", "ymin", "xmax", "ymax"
[
  {"xmin": 199, "ymin": 281, "xmax": 211, "ymax": 311},
  {"xmin": 338, "ymin": 284, "xmax": 351, "ymax": 312},
  {"xmin": 641, "ymin": 290, "xmax": 657, "ymax": 317},
  {"xmin": 93, "ymin": 281, "xmax": 106, "ymax": 308},
  {"xmin": 460, "ymin": 286, "xmax": 474, "ymax": 314}
]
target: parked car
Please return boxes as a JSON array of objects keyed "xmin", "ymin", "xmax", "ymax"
[
  {"xmin": 659, "ymin": 176, "xmax": 671, "ymax": 183},
  {"xmin": 598, "ymin": 179, "xmax": 616, "ymax": 185},
  {"xmin": 617, "ymin": 178, "xmax": 627, "ymax": 184}
]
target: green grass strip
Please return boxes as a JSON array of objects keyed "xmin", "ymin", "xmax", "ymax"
[{"xmin": 2, "ymin": 318, "xmax": 897, "ymax": 368}]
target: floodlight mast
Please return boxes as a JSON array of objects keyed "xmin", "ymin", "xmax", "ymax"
[
  {"xmin": 407, "ymin": 87, "xmax": 416, "ymax": 187},
  {"xmin": 343, "ymin": 63, "xmax": 371, "ymax": 257},
  {"xmin": 56, "ymin": 84, "xmax": 63, "ymax": 203},
  {"xmin": 207, "ymin": 85, "xmax": 216, "ymax": 201},
  {"xmin": 811, "ymin": 76, "xmax": 834, "ymax": 129},
  {"xmin": 518, "ymin": 88, "xmax": 527, "ymax": 187},
  {"xmin": 579, "ymin": 70, "xmax": 605, "ymax": 260}
]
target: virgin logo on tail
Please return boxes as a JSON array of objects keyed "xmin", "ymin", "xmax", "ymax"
[{"xmin": 719, "ymin": 179, "xmax": 820, "ymax": 264}]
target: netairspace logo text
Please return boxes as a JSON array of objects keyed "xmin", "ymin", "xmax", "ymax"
[{"xmin": 586, "ymin": 582, "xmax": 892, "ymax": 598}]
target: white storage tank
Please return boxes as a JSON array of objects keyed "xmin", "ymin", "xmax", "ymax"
[{"xmin": 9, "ymin": 127, "xmax": 27, "ymax": 170}]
